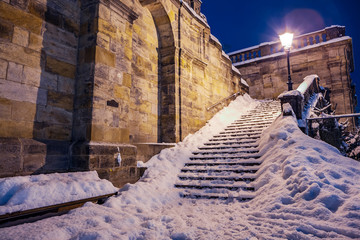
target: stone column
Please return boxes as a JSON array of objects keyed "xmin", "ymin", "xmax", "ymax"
[{"xmin": 71, "ymin": 0, "xmax": 143, "ymax": 187}]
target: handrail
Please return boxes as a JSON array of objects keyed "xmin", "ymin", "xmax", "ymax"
[
  {"xmin": 307, "ymin": 113, "xmax": 360, "ymax": 121},
  {"xmin": 206, "ymin": 92, "xmax": 242, "ymax": 111},
  {"xmin": 278, "ymin": 74, "xmax": 320, "ymax": 120}
]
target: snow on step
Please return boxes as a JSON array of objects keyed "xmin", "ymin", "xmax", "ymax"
[
  {"xmin": 175, "ymin": 180, "xmax": 254, "ymax": 191},
  {"xmin": 193, "ymin": 148, "xmax": 258, "ymax": 155},
  {"xmin": 178, "ymin": 172, "xmax": 257, "ymax": 181},
  {"xmin": 198, "ymin": 143, "xmax": 258, "ymax": 150},
  {"xmin": 213, "ymin": 132, "xmax": 262, "ymax": 138},
  {"xmin": 179, "ymin": 189, "xmax": 255, "ymax": 200},
  {"xmin": 181, "ymin": 165, "xmax": 260, "ymax": 173},
  {"xmin": 203, "ymin": 139, "xmax": 257, "ymax": 146},
  {"xmin": 184, "ymin": 160, "xmax": 262, "ymax": 167},
  {"xmin": 190, "ymin": 153, "xmax": 261, "ymax": 160},
  {"xmin": 176, "ymin": 100, "xmax": 281, "ymax": 200}
]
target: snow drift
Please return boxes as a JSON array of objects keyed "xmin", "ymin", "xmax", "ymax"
[{"xmin": 1, "ymin": 95, "xmax": 360, "ymax": 239}]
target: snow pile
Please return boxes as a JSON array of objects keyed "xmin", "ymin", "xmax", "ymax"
[
  {"xmin": 0, "ymin": 171, "xmax": 117, "ymax": 214},
  {"xmin": 297, "ymin": 74, "xmax": 319, "ymax": 94},
  {"xmin": 252, "ymin": 114, "xmax": 360, "ymax": 238},
  {"xmin": 1, "ymin": 96, "xmax": 360, "ymax": 239}
]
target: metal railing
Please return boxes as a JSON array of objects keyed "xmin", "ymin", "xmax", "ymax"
[{"xmin": 206, "ymin": 92, "xmax": 243, "ymax": 111}]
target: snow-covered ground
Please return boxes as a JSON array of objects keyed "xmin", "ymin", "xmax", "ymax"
[
  {"xmin": 0, "ymin": 171, "xmax": 118, "ymax": 215},
  {"xmin": 1, "ymin": 94, "xmax": 360, "ymax": 239}
]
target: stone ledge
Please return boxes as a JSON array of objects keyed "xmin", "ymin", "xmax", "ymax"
[
  {"xmin": 135, "ymin": 143, "xmax": 176, "ymax": 163},
  {"xmin": 0, "ymin": 138, "xmax": 46, "ymax": 177}
]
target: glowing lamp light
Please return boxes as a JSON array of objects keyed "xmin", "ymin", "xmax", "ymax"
[
  {"xmin": 279, "ymin": 32, "xmax": 294, "ymax": 50},
  {"xmin": 279, "ymin": 32, "xmax": 294, "ymax": 91}
]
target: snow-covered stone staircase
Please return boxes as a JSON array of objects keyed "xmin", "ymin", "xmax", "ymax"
[{"xmin": 175, "ymin": 100, "xmax": 281, "ymax": 200}]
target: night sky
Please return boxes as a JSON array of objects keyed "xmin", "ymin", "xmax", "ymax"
[{"xmin": 201, "ymin": 0, "xmax": 360, "ymax": 111}]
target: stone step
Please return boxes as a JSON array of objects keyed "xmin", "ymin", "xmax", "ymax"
[
  {"xmin": 225, "ymin": 125, "xmax": 268, "ymax": 130},
  {"xmin": 198, "ymin": 143, "xmax": 258, "ymax": 150},
  {"xmin": 231, "ymin": 120, "xmax": 273, "ymax": 125},
  {"xmin": 234, "ymin": 119, "xmax": 275, "ymax": 124},
  {"xmin": 208, "ymin": 136, "xmax": 260, "ymax": 142},
  {"xmin": 213, "ymin": 133, "xmax": 262, "ymax": 138},
  {"xmin": 175, "ymin": 180, "xmax": 254, "ymax": 191},
  {"xmin": 218, "ymin": 129, "xmax": 263, "ymax": 135},
  {"xmin": 175, "ymin": 100, "xmax": 281, "ymax": 201},
  {"xmin": 180, "ymin": 166, "xmax": 259, "ymax": 174},
  {"xmin": 220, "ymin": 130, "xmax": 264, "ymax": 135},
  {"xmin": 203, "ymin": 140, "xmax": 258, "ymax": 146},
  {"xmin": 185, "ymin": 159, "xmax": 262, "ymax": 166},
  {"xmin": 180, "ymin": 189, "xmax": 255, "ymax": 202},
  {"xmin": 178, "ymin": 173, "xmax": 256, "ymax": 182},
  {"xmin": 192, "ymin": 149, "xmax": 258, "ymax": 155},
  {"xmin": 189, "ymin": 153, "xmax": 261, "ymax": 160},
  {"xmin": 237, "ymin": 115, "xmax": 277, "ymax": 119},
  {"xmin": 179, "ymin": 189, "xmax": 255, "ymax": 200}
]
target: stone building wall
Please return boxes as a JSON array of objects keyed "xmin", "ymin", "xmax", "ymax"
[
  {"xmin": 229, "ymin": 26, "xmax": 356, "ymax": 116},
  {"xmin": 0, "ymin": 0, "xmax": 81, "ymax": 174},
  {"xmin": 0, "ymin": 0, "xmax": 244, "ymax": 186}
]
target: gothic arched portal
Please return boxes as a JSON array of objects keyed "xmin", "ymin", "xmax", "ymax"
[{"xmin": 140, "ymin": 0, "xmax": 177, "ymax": 143}]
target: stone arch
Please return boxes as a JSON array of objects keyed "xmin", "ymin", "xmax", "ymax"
[{"xmin": 140, "ymin": 0, "xmax": 177, "ymax": 143}]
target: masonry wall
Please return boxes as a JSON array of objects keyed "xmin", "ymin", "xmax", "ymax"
[
  {"xmin": 0, "ymin": 0, "xmax": 243, "ymax": 186},
  {"xmin": 0, "ymin": 0, "xmax": 80, "ymax": 175},
  {"xmin": 236, "ymin": 38, "xmax": 355, "ymax": 115}
]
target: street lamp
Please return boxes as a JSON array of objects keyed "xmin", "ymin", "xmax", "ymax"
[{"xmin": 279, "ymin": 32, "xmax": 294, "ymax": 91}]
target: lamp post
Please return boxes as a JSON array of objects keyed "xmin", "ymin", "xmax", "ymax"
[{"xmin": 279, "ymin": 32, "xmax": 294, "ymax": 91}]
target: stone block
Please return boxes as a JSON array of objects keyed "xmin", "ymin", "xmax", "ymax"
[
  {"xmin": 0, "ymin": 138, "xmax": 46, "ymax": 176},
  {"xmin": 28, "ymin": 0, "xmax": 45, "ymax": 18},
  {"xmin": 0, "ymin": 42, "xmax": 41, "ymax": 68},
  {"xmin": 12, "ymin": 26, "xmax": 29, "ymax": 47},
  {"xmin": 122, "ymin": 73, "xmax": 132, "ymax": 87},
  {"xmin": 46, "ymin": 90, "xmax": 73, "ymax": 111},
  {"xmin": 94, "ymin": 63, "xmax": 109, "ymax": 79},
  {"xmin": 0, "ymin": 20, "xmax": 13, "ymax": 41},
  {"xmin": 98, "ymin": 18, "xmax": 116, "ymax": 38},
  {"xmin": 135, "ymin": 143, "xmax": 175, "ymax": 163},
  {"xmin": 97, "ymin": 32, "xmax": 110, "ymax": 50},
  {"xmin": 28, "ymin": 33, "xmax": 42, "ymax": 52},
  {"xmin": 114, "ymin": 84, "xmax": 130, "ymax": 100},
  {"xmin": 0, "ymin": 97, "xmax": 11, "ymax": 119},
  {"xmin": 124, "ymin": 46, "xmax": 132, "ymax": 61},
  {"xmin": 11, "ymin": 100, "xmax": 36, "ymax": 121},
  {"xmin": 58, "ymin": 76, "xmax": 74, "ymax": 94},
  {"xmin": 23, "ymin": 65, "xmax": 41, "ymax": 86},
  {"xmin": 98, "ymin": 4, "xmax": 110, "ymax": 21},
  {"xmin": 39, "ymin": 122, "xmax": 71, "ymax": 141},
  {"xmin": 7, "ymin": 62, "xmax": 23, "ymax": 82},
  {"xmin": 35, "ymin": 105, "xmax": 72, "ymax": 125},
  {"xmin": 0, "ymin": 59, "xmax": 8, "ymax": 79},
  {"xmin": 0, "ymin": 1, "xmax": 42, "ymax": 34},
  {"xmin": 95, "ymin": 46, "xmax": 115, "ymax": 67},
  {"xmin": 45, "ymin": 55, "xmax": 76, "ymax": 79},
  {"xmin": 0, "ymin": 79, "xmax": 47, "ymax": 105},
  {"xmin": 0, "ymin": 120, "xmax": 33, "ymax": 138},
  {"xmin": 0, "ymin": 153, "xmax": 21, "ymax": 175},
  {"xmin": 96, "ymin": 166, "xmax": 142, "ymax": 188},
  {"xmin": 10, "ymin": 0, "xmax": 29, "ymax": 10},
  {"xmin": 109, "ymin": 68, "xmax": 123, "ymax": 83},
  {"xmin": 41, "ymin": 71, "xmax": 58, "ymax": 91},
  {"xmin": 63, "ymin": 17, "xmax": 80, "ymax": 36},
  {"xmin": 23, "ymin": 154, "xmax": 45, "ymax": 172}
]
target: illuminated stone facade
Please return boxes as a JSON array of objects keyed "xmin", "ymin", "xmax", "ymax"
[
  {"xmin": 0, "ymin": 0, "xmax": 246, "ymax": 186},
  {"xmin": 229, "ymin": 26, "xmax": 356, "ymax": 116}
]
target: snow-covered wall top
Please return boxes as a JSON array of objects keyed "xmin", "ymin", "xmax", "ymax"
[{"xmin": 228, "ymin": 25, "xmax": 350, "ymax": 67}]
